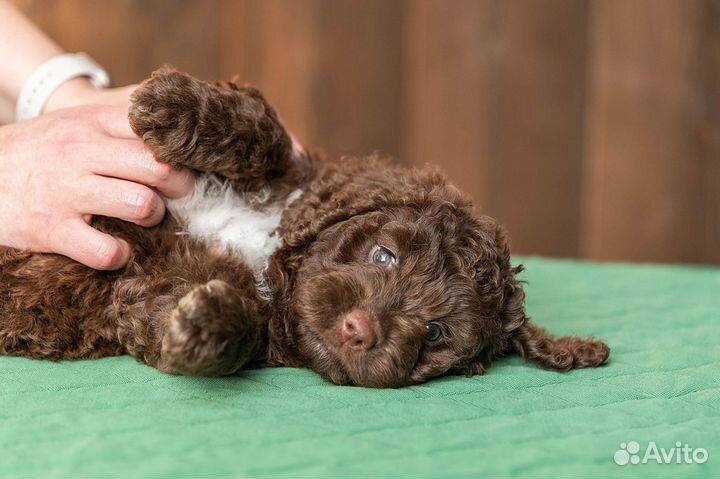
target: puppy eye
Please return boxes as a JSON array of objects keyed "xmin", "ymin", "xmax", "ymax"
[
  {"xmin": 372, "ymin": 247, "xmax": 397, "ymax": 266},
  {"xmin": 425, "ymin": 322, "xmax": 442, "ymax": 342}
]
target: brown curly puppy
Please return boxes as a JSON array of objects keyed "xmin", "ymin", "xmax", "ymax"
[{"xmin": 0, "ymin": 69, "xmax": 609, "ymax": 387}]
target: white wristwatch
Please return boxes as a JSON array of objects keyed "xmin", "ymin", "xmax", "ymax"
[{"xmin": 15, "ymin": 53, "xmax": 111, "ymax": 123}]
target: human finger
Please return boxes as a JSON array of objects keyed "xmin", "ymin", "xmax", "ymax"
[
  {"xmin": 73, "ymin": 176, "xmax": 166, "ymax": 228},
  {"xmin": 84, "ymin": 139, "xmax": 195, "ymax": 199},
  {"xmin": 47, "ymin": 219, "xmax": 131, "ymax": 270}
]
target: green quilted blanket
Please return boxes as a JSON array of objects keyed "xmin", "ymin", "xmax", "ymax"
[{"xmin": 1, "ymin": 258, "xmax": 718, "ymax": 478}]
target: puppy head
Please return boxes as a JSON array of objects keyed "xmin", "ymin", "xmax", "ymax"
[{"xmin": 284, "ymin": 159, "xmax": 609, "ymax": 387}]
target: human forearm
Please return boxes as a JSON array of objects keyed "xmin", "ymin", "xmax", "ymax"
[
  {"xmin": 0, "ymin": 0, "xmax": 114, "ymax": 124},
  {"xmin": 0, "ymin": 1, "xmax": 69, "ymax": 122}
]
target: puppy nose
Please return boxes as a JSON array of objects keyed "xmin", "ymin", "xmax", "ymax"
[{"xmin": 341, "ymin": 309, "xmax": 377, "ymax": 350}]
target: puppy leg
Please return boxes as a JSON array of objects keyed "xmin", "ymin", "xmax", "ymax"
[
  {"xmin": 129, "ymin": 68, "xmax": 292, "ymax": 192},
  {"xmin": 159, "ymin": 280, "xmax": 261, "ymax": 376},
  {"xmin": 114, "ymin": 239, "xmax": 265, "ymax": 376},
  {"xmin": 512, "ymin": 321, "xmax": 610, "ymax": 371}
]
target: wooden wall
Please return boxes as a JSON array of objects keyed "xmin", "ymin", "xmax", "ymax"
[{"xmin": 14, "ymin": 0, "xmax": 720, "ymax": 264}]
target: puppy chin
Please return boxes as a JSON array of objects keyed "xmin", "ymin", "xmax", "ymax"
[{"xmin": 336, "ymin": 339, "xmax": 417, "ymax": 388}]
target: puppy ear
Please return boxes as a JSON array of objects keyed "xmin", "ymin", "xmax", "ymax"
[
  {"xmin": 510, "ymin": 320, "xmax": 610, "ymax": 371},
  {"xmin": 477, "ymin": 221, "xmax": 609, "ymax": 372}
]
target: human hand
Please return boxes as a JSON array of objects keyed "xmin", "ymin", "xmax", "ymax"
[
  {"xmin": 44, "ymin": 77, "xmax": 135, "ymax": 112},
  {"xmin": 0, "ymin": 105, "xmax": 194, "ymax": 270}
]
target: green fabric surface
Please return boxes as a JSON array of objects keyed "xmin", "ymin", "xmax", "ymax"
[{"xmin": 1, "ymin": 257, "xmax": 718, "ymax": 478}]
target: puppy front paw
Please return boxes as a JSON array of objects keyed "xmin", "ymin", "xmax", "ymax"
[
  {"xmin": 130, "ymin": 68, "xmax": 292, "ymax": 187},
  {"xmin": 129, "ymin": 68, "xmax": 203, "ymax": 168},
  {"xmin": 160, "ymin": 280, "xmax": 260, "ymax": 376}
]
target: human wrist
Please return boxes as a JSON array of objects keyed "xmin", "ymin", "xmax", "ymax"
[
  {"xmin": 43, "ymin": 77, "xmax": 96, "ymax": 112},
  {"xmin": 14, "ymin": 53, "xmax": 110, "ymax": 121}
]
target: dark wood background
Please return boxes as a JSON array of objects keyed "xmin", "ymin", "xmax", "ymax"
[{"xmin": 14, "ymin": 0, "xmax": 720, "ymax": 265}]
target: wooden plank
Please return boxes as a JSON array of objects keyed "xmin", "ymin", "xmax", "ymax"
[
  {"xmin": 15, "ymin": 0, "xmax": 219, "ymax": 85},
  {"xmin": 220, "ymin": 0, "xmax": 402, "ymax": 159},
  {"xmin": 404, "ymin": 0, "xmax": 588, "ymax": 258},
  {"xmin": 311, "ymin": 0, "xmax": 403, "ymax": 159},
  {"xmin": 219, "ymin": 0, "xmax": 320, "ymax": 148},
  {"xmin": 700, "ymin": 0, "xmax": 720, "ymax": 264},
  {"xmin": 144, "ymin": 0, "xmax": 220, "ymax": 80},
  {"xmin": 581, "ymin": 0, "xmax": 709, "ymax": 263},
  {"xmin": 402, "ymin": 0, "xmax": 498, "ymax": 216},
  {"xmin": 15, "ymin": 0, "xmax": 152, "ymax": 85},
  {"xmin": 490, "ymin": 0, "xmax": 588, "ymax": 257}
]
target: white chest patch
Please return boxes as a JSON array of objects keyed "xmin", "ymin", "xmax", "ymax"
[{"xmin": 167, "ymin": 174, "xmax": 301, "ymax": 273}]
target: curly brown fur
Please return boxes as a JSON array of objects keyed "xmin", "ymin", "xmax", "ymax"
[
  {"xmin": 0, "ymin": 68, "xmax": 609, "ymax": 387},
  {"xmin": 130, "ymin": 68, "xmax": 312, "ymax": 198},
  {"xmin": 0, "ymin": 214, "xmax": 264, "ymax": 376}
]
